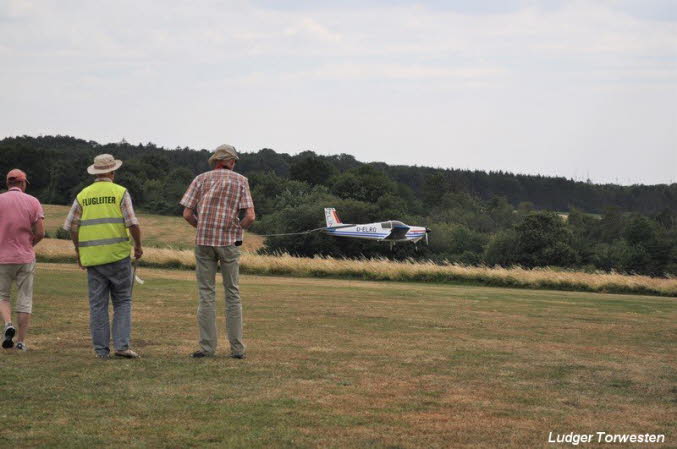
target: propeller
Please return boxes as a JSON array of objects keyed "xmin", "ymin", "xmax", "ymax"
[{"xmin": 425, "ymin": 227, "xmax": 431, "ymax": 245}]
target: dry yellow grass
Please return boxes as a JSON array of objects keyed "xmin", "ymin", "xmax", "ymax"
[
  {"xmin": 35, "ymin": 239, "xmax": 677, "ymax": 297},
  {"xmin": 42, "ymin": 204, "xmax": 264, "ymax": 252}
]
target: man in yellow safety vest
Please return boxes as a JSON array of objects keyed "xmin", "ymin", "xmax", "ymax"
[{"xmin": 64, "ymin": 154, "xmax": 143, "ymax": 359}]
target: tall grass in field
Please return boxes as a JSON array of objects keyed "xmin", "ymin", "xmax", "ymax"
[
  {"xmin": 36, "ymin": 239, "xmax": 677, "ymax": 297},
  {"xmin": 41, "ymin": 204, "xmax": 264, "ymax": 252}
]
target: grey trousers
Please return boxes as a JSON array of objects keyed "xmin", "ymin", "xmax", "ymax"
[
  {"xmin": 86, "ymin": 257, "xmax": 132, "ymax": 356},
  {"xmin": 195, "ymin": 245, "xmax": 244, "ymax": 356}
]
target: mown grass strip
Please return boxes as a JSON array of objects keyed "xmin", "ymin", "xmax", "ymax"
[{"xmin": 35, "ymin": 239, "xmax": 677, "ymax": 297}]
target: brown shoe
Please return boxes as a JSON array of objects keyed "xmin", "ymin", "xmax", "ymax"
[{"xmin": 115, "ymin": 349, "xmax": 140, "ymax": 359}]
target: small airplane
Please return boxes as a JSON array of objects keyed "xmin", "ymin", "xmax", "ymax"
[{"xmin": 322, "ymin": 208, "xmax": 431, "ymax": 247}]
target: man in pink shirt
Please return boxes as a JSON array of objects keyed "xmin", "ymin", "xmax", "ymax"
[{"xmin": 0, "ymin": 169, "xmax": 45, "ymax": 351}]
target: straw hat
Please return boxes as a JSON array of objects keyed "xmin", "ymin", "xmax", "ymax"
[{"xmin": 87, "ymin": 154, "xmax": 123, "ymax": 175}]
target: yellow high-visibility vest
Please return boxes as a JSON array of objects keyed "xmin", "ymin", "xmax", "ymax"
[{"xmin": 76, "ymin": 181, "xmax": 132, "ymax": 267}]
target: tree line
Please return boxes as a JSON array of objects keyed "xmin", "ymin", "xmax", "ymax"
[{"xmin": 1, "ymin": 135, "xmax": 675, "ymax": 276}]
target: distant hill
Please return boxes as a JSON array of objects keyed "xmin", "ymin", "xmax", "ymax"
[
  {"xmin": 1, "ymin": 135, "xmax": 674, "ymax": 215},
  {"xmin": 3, "ymin": 135, "xmax": 675, "ymax": 275},
  {"xmin": 41, "ymin": 204, "xmax": 264, "ymax": 253}
]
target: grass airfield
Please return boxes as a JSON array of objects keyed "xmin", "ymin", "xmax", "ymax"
[{"xmin": 1, "ymin": 264, "xmax": 674, "ymax": 448}]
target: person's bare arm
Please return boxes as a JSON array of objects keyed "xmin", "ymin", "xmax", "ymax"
[
  {"xmin": 128, "ymin": 224, "xmax": 143, "ymax": 259},
  {"xmin": 183, "ymin": 207, "xmax": 198, "ymax": 228},
  {"xmin": 31, "ymin": 218, "xmax": 45, "ymax": 246},
  {"xmin": 70, "ymin": 230, "xmax": 84, "ymax": 270},
  {"xmin": 240, "ymin": 207, "xmax": 256, "ymax": 229}
]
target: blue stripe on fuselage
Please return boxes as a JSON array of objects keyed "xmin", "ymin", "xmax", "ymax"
[{"xmin": 329, "ymin": 231, "xmax": 389, "ymax": 237}]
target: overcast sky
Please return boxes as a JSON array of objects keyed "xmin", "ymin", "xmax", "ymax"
[{"xmin": 1, "ymin": 0, "xmax": 675, "ymax": 185}]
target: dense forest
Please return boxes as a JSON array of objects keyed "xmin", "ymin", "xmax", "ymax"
[{"xmin": 1, "ymin": 135, "xmax": 675, "ymax": 276}]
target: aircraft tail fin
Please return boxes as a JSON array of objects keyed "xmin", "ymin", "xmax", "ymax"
[{"xmin": 324, "ymin": 208, "xmax": 342, "ymax": 228}]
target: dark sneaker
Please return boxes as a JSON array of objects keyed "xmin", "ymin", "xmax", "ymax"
[
  {"xmin": 191, "ymin": 350, "xmax": 213, "ymax": 358},
  {"xmin": 2, "ymin": 324, "xmax": 16, "ymax": 349},
  {"xmin": 96, "ymin": 353, "xmax": 110, "ymax": 360},
  {"xmin": 114, "ymin": 349, "xmax": 140, "ymax": 359},
  {"xmin": 229, "ymin": 353, "xmax": 246, "ymax": 359},
  {"xmin": 15, "ymin": 342, "xmax": 27, "ymax": 351}
]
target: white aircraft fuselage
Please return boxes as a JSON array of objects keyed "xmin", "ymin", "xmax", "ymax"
[{"xmin": 322, "ymin": 208, "xmax": 429, "ymax": 244}]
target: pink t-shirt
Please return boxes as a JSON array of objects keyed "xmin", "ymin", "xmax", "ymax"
[{"xmin": 0, "ymin": 188, "xmax": 44, "ymax": 264}]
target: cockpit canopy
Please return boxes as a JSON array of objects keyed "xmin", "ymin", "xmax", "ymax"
[{"xmin": 380, "ymin": 221, "xmax": 406, "ymax": 229}]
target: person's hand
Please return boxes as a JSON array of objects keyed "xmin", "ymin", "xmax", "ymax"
[
  {"xmin": 134, "ymin": 245, "xmax": 143, "ymax": 260},
  {"xmin": 76, "ymin": 253, "xmax": 85, "ymax": 270}
]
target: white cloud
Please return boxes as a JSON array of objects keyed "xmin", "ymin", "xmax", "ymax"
[
  {"xmin": 284, "ymin": 17, "xmax": 343, "ymax": 42},
  {"xmin": 0, "ymin": 0, "xmax": 675, "ymax": 184}
]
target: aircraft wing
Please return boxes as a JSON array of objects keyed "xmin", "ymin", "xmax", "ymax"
[{"xmin": 385, "ymin": 224, "xmax": 410, "ymax": 240}]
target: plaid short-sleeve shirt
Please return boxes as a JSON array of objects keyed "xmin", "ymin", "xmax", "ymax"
[{"xmin": 180, "ymin": 169, "xmax": 254, "ymax": 247}]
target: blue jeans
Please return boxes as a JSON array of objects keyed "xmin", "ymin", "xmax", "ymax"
[{"xmin": 86, "ymin": 257, "xmax": 132, "ymax": 356}]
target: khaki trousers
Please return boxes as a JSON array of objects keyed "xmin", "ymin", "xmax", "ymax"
[{"xmin": 195, "ymin": 245, "xmax": 244, "ymax": 356}]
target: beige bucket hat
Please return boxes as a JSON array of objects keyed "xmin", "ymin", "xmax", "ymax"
[
  {"xmin": 208, "ymin": 144, "xmax": 239, "ymax": 168},
  {"xmin": 87, "ymin": 154, "xmax": 123, "ymax": 175}
]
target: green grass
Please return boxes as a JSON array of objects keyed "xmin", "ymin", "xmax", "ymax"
[{"xmin": 1, "ymin": 264, "xmax": 675, "ymax": 448}]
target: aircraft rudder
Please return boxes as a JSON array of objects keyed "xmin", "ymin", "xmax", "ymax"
[{"xmin": 324, "ymin": 208, "xmax": 342, "ymax": 227}]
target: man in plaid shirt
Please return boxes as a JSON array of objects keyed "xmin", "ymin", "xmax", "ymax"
[{"xmin": 180, "ymin": 144, "xmax": 255, "ymax": 359}]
